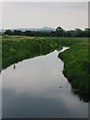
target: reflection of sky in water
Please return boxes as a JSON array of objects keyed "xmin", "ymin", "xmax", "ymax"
[{"xmin": 2, "ymin": 47, "xmax": 88, "ymax": 118}]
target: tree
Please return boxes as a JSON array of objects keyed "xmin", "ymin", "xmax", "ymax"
[
  {"xmin": 4, "ymin": 29, "xmax": 13, "ymax": 35},
  {"xmin": 84, "ymin": 28, "xmax": 90, "ymax": 37},
  {"xmin": 74, "ymin": 28, "xmax": 83, "ymax": 37},
  {"xmin": 56, "ymin": 27, "xmax": 64, "ymax": 37},
  {"xmin": 13, "ymin": 30, "xmax": 23, "ymax": 35}
]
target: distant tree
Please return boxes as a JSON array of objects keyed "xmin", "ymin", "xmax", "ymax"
[
  {"xmin": 4, "ymin": 27, "xmax": 90, "ymax": 37},
  {"xmin": 24, "ymin": 31, "xmax": 32, "ymax": 36},
  {"xmin": 74, "ymin": 28, "xmax": 83, "ymax": 37},
  {"xmin": 67, "ymin": 31, "xmax": 72, "ymax": 37},
  {"xmin": 56, "ymin": 27, "xmax": 64, "ymax": 37},
  {"xmin": 4, "ymin": 29, "xmax": 13, "ymax": 35},
  {"xmin": 84, "ymin": 28, "xmax": 90, "ymax": 37},
  {"xmin": 63, "ymin": 30, "xmax": 68, "ymax": 37},
  {"xmin": 67, "ymin": 30, "xmax": 75, "ymax": 37},
  {"xmin": 50, "ymin": 31, "xmax": 56, "ymax": 37},
  {"xmin": 13, "ymin": 30, "xmax": 23, "ymax": 35}
]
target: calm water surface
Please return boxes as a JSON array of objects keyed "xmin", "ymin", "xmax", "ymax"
[{"xmin": 2, "ymin": 47, "xmax": 88, "ymax": 118}]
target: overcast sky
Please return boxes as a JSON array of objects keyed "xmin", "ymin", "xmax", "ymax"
[{"xmin": 1, "ymin": 2, "xmax": 88, "ymax": 30}]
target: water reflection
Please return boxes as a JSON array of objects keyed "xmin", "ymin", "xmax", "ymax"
[
  {"xmin": 2, "ymin": 47, "xmax": 88, "ymax": 118},
  {"xmin": 2, "ymin": 88, "xmax": 73, "ymax": 118}
]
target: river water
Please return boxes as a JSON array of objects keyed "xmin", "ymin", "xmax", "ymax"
[{"xmin": 1, "ymin": 47, "xmax": 88, "ymax": 118}]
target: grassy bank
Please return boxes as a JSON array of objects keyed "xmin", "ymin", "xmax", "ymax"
[
  {"xmin": 59, "ymin": 41, "xmax": 88, "ymax": 101},
  {"xmin": 2, "ymin": 35, "xmax": 88, "ymax": 101},
  {"xmin": 2, "ymin": 36, "xmax": 61, "ymax": 69}
]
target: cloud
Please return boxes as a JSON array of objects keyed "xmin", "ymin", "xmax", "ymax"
[{"xmin": 2, "ymin": 2, "xmax": 88, "ymax": 29}]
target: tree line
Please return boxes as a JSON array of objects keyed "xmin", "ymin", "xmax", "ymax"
[{"xmin": 4, "ymin": 27, "xmax": 90, "ymax": 37}]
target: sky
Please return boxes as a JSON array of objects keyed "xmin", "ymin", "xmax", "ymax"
[{"xmin": 0, "ymin": 1, "xmax": 89, "ymax": 30}]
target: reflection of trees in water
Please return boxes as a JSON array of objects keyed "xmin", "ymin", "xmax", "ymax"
[
  {"xmin": 13, "ymin": 64, "xmax": 16, "ymax": 69},
  {"xmin": 71, "ymin": 88, "xmax": 88, "ymax": 103}
]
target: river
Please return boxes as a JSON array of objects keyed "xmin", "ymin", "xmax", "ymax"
[{"xmin": 1, "ymin": 47, "xmax": 88, "ymax": 118}]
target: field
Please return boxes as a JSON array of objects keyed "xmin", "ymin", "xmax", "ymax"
[{"xmin": 2, "ymin": 35, "xmax": 89, "ymax": 101}]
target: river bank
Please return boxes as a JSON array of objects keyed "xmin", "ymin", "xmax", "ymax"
[
  {"xmin": 2, "ymin": 36, "xmax": 61, "ymax": 69},
  {"xmin": 59, "ymin": 43, "xmax": 88, "ymax": 101},
  {"xmin": 2, "ymin": 35, "xmax": 88, "ymax": 101}
]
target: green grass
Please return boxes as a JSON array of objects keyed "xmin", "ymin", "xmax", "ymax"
[
  {"xmin": 2, "ymin": 36, "xmax": 61, "ymax": 69},
  {"xmin": 2, "ymin": 35, "xmax": 89, "ymax": 101},
  {"xmin": 59, "ymin": 40, "xmax": 88, "ymax": 101}
]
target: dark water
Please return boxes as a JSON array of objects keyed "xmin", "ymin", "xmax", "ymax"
[{"xmin": 2, "ymin": 47, "xmax": 88, "ymax": 118}]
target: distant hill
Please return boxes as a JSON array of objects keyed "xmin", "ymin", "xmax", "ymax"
[
  {"xmin": 15, "ymin": 27, "xmax": 56, "ymax": 32},
  {"xmin": 0, "ymin": 29, "xmax": 5, "ymax": 32},
  {"xmin": 0, "ymin": 27, "xmax": 55, "ymax": 32}
]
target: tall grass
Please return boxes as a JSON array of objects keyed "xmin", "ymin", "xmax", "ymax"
[
  {"xmin": 59, "ymin": 39, "xmax": 88, "ymax": 101},
  {"xmin": 2, "ymin": 36, "xmax": 61, "ymax": 68}
]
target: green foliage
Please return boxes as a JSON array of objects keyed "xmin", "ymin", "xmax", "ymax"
[
  {"xmin": 4, "ymin": 27, "xmax": 90, "ymax": 37},
  {"xmin": 2, "ymin": 36, "xmax": 60, "ymax": 69},
  {"xmin": 59, "ymin": 39, "xmax": 88, "ymax": 100}
]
